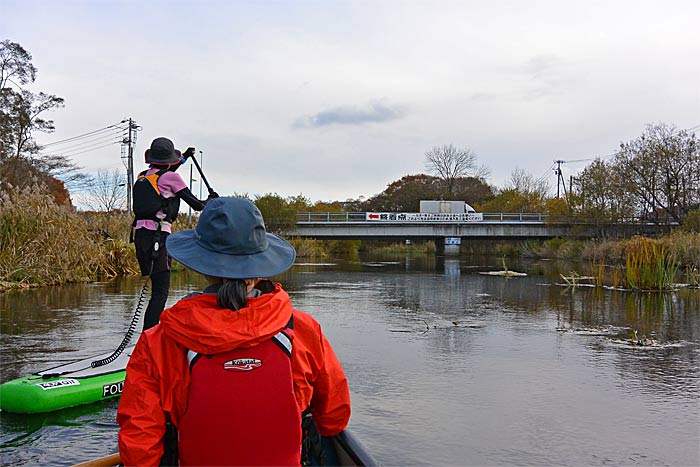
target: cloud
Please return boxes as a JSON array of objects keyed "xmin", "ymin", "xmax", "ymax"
[
  {"xmin": 516, "ymin": 54, "xmax": 572, "ymax": 99},
  {"xmin": 520, "ymin": 54, "xmax": 563, "ymax": 79},
  {"xmin": 294, "ymin": 101, "xmax": 405, "ymax": 128}
]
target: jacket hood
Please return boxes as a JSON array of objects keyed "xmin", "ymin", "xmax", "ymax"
[{"xmin": 158, "ymin": 284, "xmax": 293, "ymax": 354}]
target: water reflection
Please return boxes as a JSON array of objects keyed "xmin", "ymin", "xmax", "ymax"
[{"xmin": 1, "ymin": 255, "xmax": 699, "ymax": 467}]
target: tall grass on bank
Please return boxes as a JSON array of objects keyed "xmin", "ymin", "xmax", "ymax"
[
  {"xmin": 0, "ymin": 183, "xmax": 138, "ymax": 289},
  {"xmin": 287, "ymin": 238, "xmax": 361, "ymax": 259},
  {"xmin": 624, "ymin": 237, "xmax": 678, "ymax": 291}
]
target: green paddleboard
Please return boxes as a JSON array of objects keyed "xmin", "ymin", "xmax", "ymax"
[{"xmin": 0, "ymin": 347, "xmax": 132, "ymax": 413}]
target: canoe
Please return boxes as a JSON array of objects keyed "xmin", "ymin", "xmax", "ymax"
[
  {"xmin": 70, "ymin": 429, "xmax": 380, "ymax": 466},
  {"xmin": 322, "ymin": 429, "xmax": 380, "ymax": 466},
  {"xmin": 0, "ymin": 346, "xmax": 132, "ymax": 413}
]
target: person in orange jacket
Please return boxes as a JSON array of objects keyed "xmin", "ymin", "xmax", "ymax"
[{"xmin": 117, "ymin": 197, "xmax": 351, "ymax": 467}]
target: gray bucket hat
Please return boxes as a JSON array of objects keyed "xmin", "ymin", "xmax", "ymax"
[
  {"xmin": 145, "ymin": 137, "xmax": 182, "ymax": 165},
  {"xmin": 166, "ymin": 197, "xmax": 296, "ymax": 279}
]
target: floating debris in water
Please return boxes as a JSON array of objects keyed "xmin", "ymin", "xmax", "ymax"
[
  {"xmin": 629, "ymin": 329, "xmax": 660, "ymax": 347},
  {"xmin": 555, "ymin": 325, "xmax": 628, "ymax": 336},
  {"xmin": 479, "ymin": 270, "xmax": 527, "ymax": 277},
  {"xmin": 389, "ymin": 318, "xmax": 487, "ymax": 333},
  {"xmin": 451, "ymin": 321, "xmax": 486, "ymax": 328},
  {"xmin": 558, "ymin": 273, "xmax": 596, "ymax": 287}
]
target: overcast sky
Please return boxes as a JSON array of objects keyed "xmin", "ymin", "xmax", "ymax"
[{"xmin": 3, "ymin": 0, "xmax": 699, "ymax": 204}]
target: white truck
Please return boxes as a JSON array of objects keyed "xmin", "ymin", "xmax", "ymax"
[{"xmin": 419, "ymin": 200, "xmax": 477, "ymax": 214}]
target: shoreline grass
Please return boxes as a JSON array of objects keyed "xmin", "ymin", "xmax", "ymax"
[{"xmin": 2, "ymin": 184, "xmax": 698, "ymax": 291}]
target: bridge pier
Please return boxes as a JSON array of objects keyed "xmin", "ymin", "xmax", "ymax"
[{"xmin": 436, "ymin": 237, "xmax": 461, "ymax": 256}]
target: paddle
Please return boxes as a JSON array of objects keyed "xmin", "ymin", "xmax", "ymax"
[
  {"xmin": 70, "ymin": 452, "xmax": 121, "ymax": 467},
  {"xmin": 187, "ymin": 149, "xmax": 217, "ymax": 196}
]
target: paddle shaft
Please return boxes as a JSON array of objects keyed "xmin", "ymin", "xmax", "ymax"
[
  {"xmin": 189, "ymin": 152, "xmax": 215, "ymax": 195},
  {"xmin": 70, "ymin": 452, "xmax": 122, "ymax": 467}
]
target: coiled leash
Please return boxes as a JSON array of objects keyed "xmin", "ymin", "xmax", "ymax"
[{"xmin": 91, "ymin": 221, "xmax": 161, "ymax": 368}]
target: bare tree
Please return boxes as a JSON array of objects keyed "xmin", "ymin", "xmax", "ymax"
[
  {"xmin": 425, "ymin": 144, "xmax": 490, "ymax": 196},
  {"xmin": 614, "ymin": 123, "xmax": 699, "ymax": 224},
  {"xmin": 506, "ymin": 167, "xmax": 550, "ymax": 199},
  {"xmin": 82, "ymin": 169, "xmax": 127, "ymax": 211}
]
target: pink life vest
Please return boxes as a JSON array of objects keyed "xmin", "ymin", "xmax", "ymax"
[{"xmin": 178, "ymin": 319, "xmax": 302, "ymax": 466}]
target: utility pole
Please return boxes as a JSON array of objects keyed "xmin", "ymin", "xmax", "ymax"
[
  {"xmin": 198, "ymin": 150, "xmax": 203, "ymax": 200},
  {"xmin": 127, "ymin": 118, "xmax": 134, "ymax": 214},
  {"xmin": 569, "ymin": 175, "xmax": 573, "ymax": 196},
  {"xmin": 121, "ymin": 118, "xmax": 138, "ymax": 214},
  {"xmin": 554, "ymin": 160, "xmax": 567, "ymax": 198},
  {"xmin": 188, "ymin": 164, "xmax": 197, "ymax": 223}
]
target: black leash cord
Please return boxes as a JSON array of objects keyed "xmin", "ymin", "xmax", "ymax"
[
  {"xmin": 92, "ymin": 224, "xmax": 161, "ymax": 368},
  {"xmin": 90, "ymin": 279, "xmax": 149, "ymax": 368}
]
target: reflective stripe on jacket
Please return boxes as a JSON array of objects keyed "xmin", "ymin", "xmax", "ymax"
[{"xmin": 116, "ymin": 285, "xmax": 351, "ymax": 467}]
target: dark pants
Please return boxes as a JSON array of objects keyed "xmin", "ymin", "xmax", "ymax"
[
  {"xmin": 143, "ymin": 270, "xmax": 170, "ymax": 331},
  {"xmin": 134, "ymin": 228, "xmax": 171, "ymax": 331}
]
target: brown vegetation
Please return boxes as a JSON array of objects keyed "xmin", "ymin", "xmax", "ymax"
[{"xmin": 0, "ymin": 182, "xmax": 138, "ymax": 290}]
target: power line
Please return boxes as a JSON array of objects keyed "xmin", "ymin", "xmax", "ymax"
[
  {"xmin": 43, "ymin": 138, "xmax": 122, "ymax": 158},
  {"xmin": 562, "ymin": 157, "xmax": 596, "ymax": 163},
  {"xmin": 535, "ymin": 162, "xmax": 556, "ymax": 184},
  {"xmin": 38, "ymin": 130, "xmax": 124, "ymax": 153},
  {"xmin": 556, "ymin": 123, "xmax": 700, "ymax": 164},
  {"xmin": 41, "ymin": 122, "xmax": 127, "ymax": 147},
  {"xmin": 59, "ymin": 141, "xmax": 121, "ymax": 158}
]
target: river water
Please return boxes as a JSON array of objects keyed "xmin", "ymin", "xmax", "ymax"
[{"xmin": 1, "ymin": 255, "xmax": 699, "ymax": 466}]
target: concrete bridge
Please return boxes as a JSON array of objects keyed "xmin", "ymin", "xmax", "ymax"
[{"xmin": 287, "ymin": 212, "xmax": 672, "ymax": 254}]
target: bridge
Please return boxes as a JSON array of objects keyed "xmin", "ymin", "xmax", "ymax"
[{"xmin": 287, "ymin": 212, "xmax": 671, "ymax": 254}]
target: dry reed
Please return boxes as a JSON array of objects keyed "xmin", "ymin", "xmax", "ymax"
[
  {"xmin": 0, "ymin": 182, "xmax": 141, "ymax": 289},
  {"xmin": 625, "ymin": 236, "xmax": 678, "ymax": 291}
]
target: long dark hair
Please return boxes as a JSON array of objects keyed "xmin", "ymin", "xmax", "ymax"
[{"xmin": 217, "ymin": 279, "xmax": 248, "ymax": 310}]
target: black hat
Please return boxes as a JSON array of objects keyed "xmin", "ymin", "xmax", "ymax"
[{"xmin": 145, "ymin": 137, "xmax": 182, "ymax": 165}]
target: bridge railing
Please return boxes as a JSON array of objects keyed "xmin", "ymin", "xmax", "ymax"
[
  {"xmin": 481, "ymin": 213, "xmax": 548, "ymax": 222},
  {"xmin": 296, "ymin": 212, "xmax": 368, "ymax": 222},
  {"xmin": 295, "ymin": 212, "xmax": 681, "ymax": 226},
  {"xmin": 296, "ymin": 212, "xmax": 550, "ymax": 223}
]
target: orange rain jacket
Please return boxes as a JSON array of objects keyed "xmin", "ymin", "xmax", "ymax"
[{"xmin": 116, "ymin": 284, "xmax": 351, "ymax": 467}]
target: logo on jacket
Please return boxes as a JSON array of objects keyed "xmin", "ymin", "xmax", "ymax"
[{"xmin": 223, "ymin": 358, "xmax": 262, "ymax": 371}]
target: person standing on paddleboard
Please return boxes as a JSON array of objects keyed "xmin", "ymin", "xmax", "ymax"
[
  {"xmin": 117, "ymin": 197, "xmax": 351, "ymax": 466},
  {"xmin": 132, "ymin": 137, "xmax": 216, "ymax": 331}
]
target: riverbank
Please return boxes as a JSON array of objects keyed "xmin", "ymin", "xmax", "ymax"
[
  {"xmin": 1, "ymin": 187, "xmax": 136, "ymax": 291},
  {"xmin": 2, "ymin": 186, "xmax": 698, "ymax": 291}
]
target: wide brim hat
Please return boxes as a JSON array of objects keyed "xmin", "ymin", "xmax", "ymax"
[
  {"xmin": 145, "ymin": 137, "xmax": 182, "ymax": 165},
  {"xmin": 166, "ymin": 197, "xmax": 296, "ymax": 279}
]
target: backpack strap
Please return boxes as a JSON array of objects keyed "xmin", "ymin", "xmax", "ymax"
[
  {"xmin": 133, "ymin": 168, "xmax": 169, "ymax": 220},
  {"xmin": 186, "ymin": 316, "xmax": 294, "ymax": 369},
  {"xmin": 186, "ymin": 349, "xmax": 202, "ymax": 369},
  {"xmin": 271, "ymin": 316, "xmax": 294, "ymax": 357}
]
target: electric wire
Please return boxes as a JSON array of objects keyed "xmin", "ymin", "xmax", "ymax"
[
  {"xmin": 41, "ymin": 122, "xmax": 126, "ymax": 147},
  {"xmin": 38, "ymin": 130, "xmax": 124, "ymax": 154},
  {"xmin": 561, "ymin": 123, "xmax": 700, "ymax": 164},
  {"xmin": 53, "ymin": 140, "xmax": 122, "ymax": 158}
]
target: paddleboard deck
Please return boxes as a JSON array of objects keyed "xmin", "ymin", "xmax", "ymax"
[{"xmin": 0, "ymin": 347, "xmax": 133, "ymax": 414}]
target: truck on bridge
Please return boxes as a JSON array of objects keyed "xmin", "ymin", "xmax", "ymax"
[{"xmin": 419, "ymin": 200, "xmax": 477, "ymax": 214}]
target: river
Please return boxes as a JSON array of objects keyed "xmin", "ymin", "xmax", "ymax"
[{"xmin": 1, "ymin": 255, "xmax": 699, "ymax": 466}]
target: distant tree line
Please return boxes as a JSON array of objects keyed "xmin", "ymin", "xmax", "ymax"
[
  {"xmin": 3, "ymin": 40, "xmax": 697, "ymax": 233},
  {"xmin": 571, "ymin": 123, "xmax": 698, "ymax": 225},
  {"xmin": 257, "ymin": 126, "xmax": 699, "ymax": 233}
]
